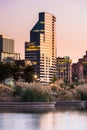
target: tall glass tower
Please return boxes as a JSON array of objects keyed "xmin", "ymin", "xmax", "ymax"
[{"xmin": 25, "ymin": 12, "xmax": 57, "ymax": 84}]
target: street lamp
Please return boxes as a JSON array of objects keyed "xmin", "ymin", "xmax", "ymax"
[{"xmin": 34, "ymin": 74, "xmax": 38, "ymax": 82}]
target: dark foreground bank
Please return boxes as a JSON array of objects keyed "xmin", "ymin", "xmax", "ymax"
[{"xmin": 0, "ymin": 101, "xmax": 87, "ymax": 111}]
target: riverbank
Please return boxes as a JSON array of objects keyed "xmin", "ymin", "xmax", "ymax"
[
  {"xmin": 55, "ymin": 101, "xmax": 86, "ymax": 107},
  {"xmin": 0, "ymin": 102, "xmax": 55, "ymax": 112},
  {"xmin": 0, "ymin": 101, "xmax": 87, "ymax": 111}
]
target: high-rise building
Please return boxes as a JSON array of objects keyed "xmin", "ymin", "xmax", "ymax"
[
  {"xmin": 57, "ymin": 56, "xmax": 72, "ymax": 83},
  {"xmin": 0, "ymin": 35, "xmax": 14, "ymax": 53},
  {"xmin": 25, "ymin": 12, "xmax": 57, "ymax": 84},
  {"xmin": 0, "ymin": 35, "xmax": 20, "ymax": 62}
]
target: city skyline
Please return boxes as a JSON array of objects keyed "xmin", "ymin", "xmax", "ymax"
[{"xmin": 0, "ymin": 0, "xmax": 87, "ymax": 62}]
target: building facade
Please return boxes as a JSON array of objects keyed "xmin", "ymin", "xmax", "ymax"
[
  {"xmin": 57, "ymin": 56, "xmax": 72, "ymax": 83},
  {"xmin": 25, "ymin": 12, "xmax": 57, "ymax": 84},
  {"xmin": 0, "ymin": 35, "xmax": 20, "ymax": 62},
  {"xmin": 72, "ymin": 51, "xmax": 87, "ymax": 81},
  {"xmin": 1, "ymin": 52, "xmax": 20, "ymax": 62},
  {"xmin": 0, "ymin": 35, "xmax": 14, "ymax": 53}
]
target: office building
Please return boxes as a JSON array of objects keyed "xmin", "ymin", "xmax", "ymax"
[
  {"xmin": 25, "ymin": 12, "xmax": 57, "ymax": 84},
  {"xmin": 57, "ymin": 56, "xmax": 72, "ymax": 83},
  {"xmin": 0, "ymin": 35, "xmax": 14, "ymax": 53},
  {"xmin": 72, "ymin": 51, "xmax": 87, "ymax": 81},
  {"xmin": 0, "ymin": 35, "xmax": 20, "ymax": 62},
  {"xmin": 1, "ymin": 52, "xmax": 20, "ymax": 62}
]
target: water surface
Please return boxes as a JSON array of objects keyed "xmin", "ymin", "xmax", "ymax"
[{"xmin": 0, "ymin": 109, "xmax": 87, "ymax": 130}]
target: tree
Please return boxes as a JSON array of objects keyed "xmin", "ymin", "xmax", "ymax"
[
  {"xmin": 63, "ymin": 78, "xmax": 69, "ymax": 85},
  {"xmin": 0, "ymin": 63, "xmax": 13, "ymax": 81},
  {"xmin": 52, "ymin": 75, "xmax": 57, "ymax": 83},
  {"xmin": 72, "ymin": 73, "xmax": 78, "ymax": 83},
  {"xmin": 0, "ymin": 62, "xmax": 20, "ymax": 82},
  {"xmin": 12, "ymin": 64, "xmax": 20, "ymax": 80},
  {"xmin": 22, "ymin": 66, "xmax": 35, "ymax": 82}
]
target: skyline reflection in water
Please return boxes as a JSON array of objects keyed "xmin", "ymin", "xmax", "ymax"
[{"xmin": 0, "ymin": 109, "xmax": 87, "ymax": 130}]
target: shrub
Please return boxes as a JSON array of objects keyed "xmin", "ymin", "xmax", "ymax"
[
  {"xmin": 13, "ymin": 85, "xmax": 22, "ymax": 96},
  {"xmin": 14, "ymin": 82, "xmax": 51, "ymax": 102},
  {"xmin": 21, "ymin": 88, "xmax": 37, "ymax": 102},
  {"xmin": 51, "ymin": 85, "xmax": 57, "ymax": 92},
  {"xmin": 20, "ymin": 88, "xmax": 50, "ymax": 102},
  {"xmin": 76, "ymin": 84, "xmax": 87, "ymax": 100},
  {"xmin": 69, "ymin": 84, "xmax": 74, "ymax": 89}
]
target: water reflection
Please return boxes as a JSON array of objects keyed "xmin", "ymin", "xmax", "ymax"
[
  {"xmin": 0, "ymin": 108, "xmax": 87, "ymax": 130},
  {"xmin": 40, "ymin": 110, "xmax": 87, "ymax": 130}
]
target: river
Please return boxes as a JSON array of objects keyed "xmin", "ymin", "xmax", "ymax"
[{"xmin": 0, "ymin": 108, "xmax": 87, "ymax": 130}]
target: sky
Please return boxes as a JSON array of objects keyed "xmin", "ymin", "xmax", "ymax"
[{"xmin": 0, "ymin": 0, "xmax": 87, "ymax": 62}]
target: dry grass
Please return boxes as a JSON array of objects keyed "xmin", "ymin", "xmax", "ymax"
[
  {"xmin": 0, "ymin": 83, "xmax": 14, "ymax": 102},
  {"xmin": 15, "ymin": 82, "xmax": 51, "ymax": 93},
  {"xmin": 0, "ymin": 81, "xmax": 87, "ymax": 102}
]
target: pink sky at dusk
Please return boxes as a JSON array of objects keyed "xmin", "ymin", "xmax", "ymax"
[{"xmin": 0, "ymin": 0, "xmax": 87, "ymax": 62}]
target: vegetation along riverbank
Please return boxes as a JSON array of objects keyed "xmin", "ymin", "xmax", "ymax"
[{"xmin": 0, "ymin": 80, "xmax": 87, "ymax": 102}]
